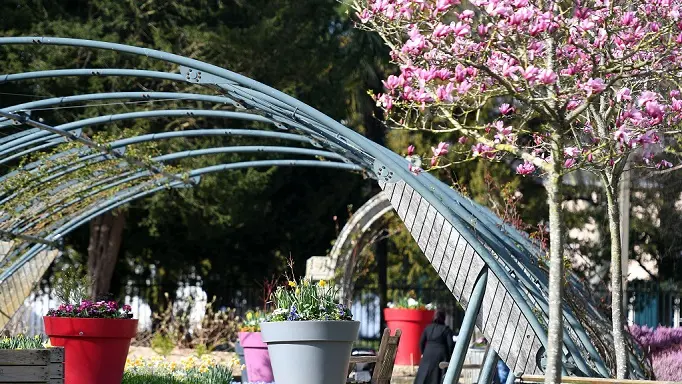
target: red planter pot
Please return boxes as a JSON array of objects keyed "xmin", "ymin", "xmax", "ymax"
[
  {"xmin": 384, "ymin": 308, "xmax": 434, "ymax": 365},
  {"xmin": 43, "ymin": 316, "xmax": 138, "ymax": 384},
  {"xmin": 238, "ymin": 331, "xmax": 274, "ymax": 382}
]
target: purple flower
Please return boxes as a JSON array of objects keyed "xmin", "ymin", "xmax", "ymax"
[
  {"xmin": 287, "ymin": 305, "xmax": 300, "ymax": 321},
  {"xmin": 46, "ymin": 299, "xmax": 132, "ymax": 319}
]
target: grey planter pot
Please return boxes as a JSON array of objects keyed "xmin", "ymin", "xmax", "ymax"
[{"xmin": 260, "ymin": 320, "xmax": 360, "ymax": 384}]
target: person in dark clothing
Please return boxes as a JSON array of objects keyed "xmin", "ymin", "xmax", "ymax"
[{"xmin": 413, "ymin": 310, "xmax": 455, "ymax": 384}]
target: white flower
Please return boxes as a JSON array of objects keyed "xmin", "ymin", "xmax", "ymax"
[
  {"xmin": 425, "ymin": 303, "xmax": 435, "ymax": 310},
  {"xmin": 407, "ymin": 298, "xmax": 419, "ymax": 308},
  {"xmin": 387, "ymin": 302, "xmax": 395, "ymax": 308}
]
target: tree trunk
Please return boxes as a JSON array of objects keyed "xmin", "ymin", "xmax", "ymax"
[
  {"xmin": 87, "ymin": 210, "xmax": 126, "ymax": 299},
  {"xmin": 603, "ymin": 177, "xmax": 628, "ymax": 379},
  {"xmin": 544, "ymin": 171, "xmax": 565, "ymax": 384}
]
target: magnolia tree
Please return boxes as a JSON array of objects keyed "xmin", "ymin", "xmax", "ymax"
[{"xmin": 352, "ymin": 0, "xmax": 682, "ymax": 380}]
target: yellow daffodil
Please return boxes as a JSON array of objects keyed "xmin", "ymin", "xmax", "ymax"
[
  {"xmin": 288, "ymin": 280, "xmax": 297, "ymax": 287},
  {"xmin": 318, "ymin": 279, "xmax": 327, "ymax": 287}
]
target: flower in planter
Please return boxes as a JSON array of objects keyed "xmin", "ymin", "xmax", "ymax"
[
  {"xmin": 46, "ymin": 299, "xmax": 133, "ymax": 319},
  {"xmin": 267, "ymin": 278, "xmax": 353, "ymax": 322},
  {"xmin": 45, "ymin": 266, "xmax": 134, "ymax": 319},
  {"xmin": 387, "ymin": 293, "xmax": 435, "ymax": 310},
  {"xmin": 240, "ymin": 310, "xmax": 268, "ymax": 332}
]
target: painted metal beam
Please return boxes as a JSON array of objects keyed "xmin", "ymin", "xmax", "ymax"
[
  {"xmin": 0, "ymin": 159, "xmax": 364, "ymax": 281},
  {"xmin": 0, "ymin": 109, "xmax": 195, "ymax": 188},
  {"xmin": 7, "ymin": 146, "xmax": 350, "ymax": 233},
  {"xmin": 0, "ymin": 69, "xmax": 186, "ymax": 84},
  {"xmin": 478, "ymin": 350, "xmax": 500, "ymax": 384},
  {"xmin": 444, "ymin": 268, "xmax": 488, "ymax": 384},
  {"xmin": 0, "ymin": 128, "xmax": 315, "ymax": 186}
]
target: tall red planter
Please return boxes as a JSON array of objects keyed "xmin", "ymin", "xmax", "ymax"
[
  {"xmin": 44, "ymin": 316, "xmax": 138, "ymax": 384},
  {"xmin": 383, "ymin": 308, "xmax": 434, "ymax": 365}
]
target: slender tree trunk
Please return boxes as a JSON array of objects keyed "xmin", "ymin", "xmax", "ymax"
[
  {"xmin": 87, "ymin": 210, "xmax": 126, "ymax": 299},
  {"xmin": 603, "ymin": 176, "xmax": 628, "ymax": 379},
  {"xmin": 545, "ymin": 170, "xmax": 565, "ymax": 384}
]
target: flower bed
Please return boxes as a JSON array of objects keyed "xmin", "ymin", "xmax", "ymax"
[
  {"xmin": 629, "ymin": 324, "xmax": 682, "ymax": 381},
  {"xmin": 124, "ymin": 355, "xmax": 238, "ymax": 383}
]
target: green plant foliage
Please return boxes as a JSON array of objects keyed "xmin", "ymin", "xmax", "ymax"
[
  {"xmin": 0, "ymin": 334, "xmax": 46, "ymax": 349},
  {"xmin": 53, "ymin": 265, "xmax": 89, "ymax": 306},
  {"xmin": 151, "ymin": 333, "xmax": 175, "ymax": 357}
]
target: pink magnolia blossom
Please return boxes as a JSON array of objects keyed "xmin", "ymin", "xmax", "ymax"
[
  {"xmin": 436, "ymin": 83, "xmax": 455, "ymax": 101},
  {"xmin": 499, "ymin": 103, "xmax": 515, "ymax": 115},
  {"xmin": 521, "ymin": 66, "xmax": 540, "ymax": 82},
  {"xmin": 435, "ymin": 0, "xmax": 458, "ymax": 14},
  {"xmin": 538, "ymin": 69, "xmax": 558, "ymax": 84},
  {"xmin": 656, "ymin": 159, "xmax": 673, "ymax": 169},
  {"xmin": 433, "ymin": 23, "xmax": 451, "ymax": 38},
  {"xmin": 459, "ymin": 10, "xmax": 475, "ymax": 21},
  {"xmin": 472, "ymin": 143, "xmax": 495, "ymax": 159},
  {"xmin": 383, "ymin": 75, "xmax": 402, "ymax": 91},
  {"xmin": 432, "ymin": 142, "xmax": 450, "ymax": 157},
  {"xmin": 357, "ymin": 9, "xmax": 372, "ymax": 23},
  {"xmin": 407, "ymin": 145, "xmax": 415, "ymax": 156},
  {"xmin": 564, "ymin": 147, "xmax": 580, "ymax": 157},
  {"xmin": 637, "ymin": 91, "xmax": 659, "ymax": 107},
  {"xmin": 582, "ymin": 78, "xmax": 606, "ymax": 96},
  {"xmin": 616, "ymin": 88, "xmax": 632, "ymax": 102},
  {"xmin": 376, "ymin": 93, "xmax": 393, "ymax": 110},
  {"xmin": 451, "ymin": 22, "xmax": 471, "ymax": 37},
  {"xmin": 516, "ymin": 161, "xmax": 536, "ymax": 175}
]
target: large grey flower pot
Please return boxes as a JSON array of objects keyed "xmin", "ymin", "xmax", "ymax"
[{"xmin": 260, "ymin": 320, "xmax": 360, "ymax": 384}]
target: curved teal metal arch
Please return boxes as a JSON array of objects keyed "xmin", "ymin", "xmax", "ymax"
[
  {"xmin": 0, "ymin": 36, "xmax": 650, "ymax": 380},
  {"xmin": 4, "ymin": 147, "xmax": 353, "ymax": 234}
]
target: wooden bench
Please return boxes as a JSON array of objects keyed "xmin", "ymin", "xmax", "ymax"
[{"xmin": 348, "ymin": 328, "xmax": 402, "ymax": 384}]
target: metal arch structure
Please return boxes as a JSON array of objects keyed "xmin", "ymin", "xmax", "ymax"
[
  {"xmin": 305, "ymin": 192, "xmax": 394, "ymax": 304},
  {"xmin": 0, "ymin": 36, "xmax": 649, "ymax": 381}
]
